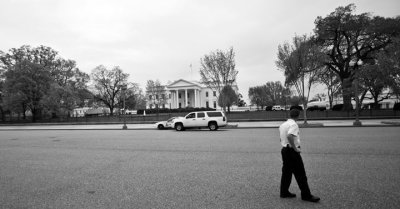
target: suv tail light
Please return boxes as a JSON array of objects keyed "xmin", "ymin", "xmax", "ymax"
[{"xmin": 223, "ymin": 116, "xmax": 226, "ymax": 121}]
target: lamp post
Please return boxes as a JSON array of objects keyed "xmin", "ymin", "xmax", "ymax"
[
  {"xmin": 352, "ymin": 60, "xmax": 363, "ymax": 126},
  {"xmin": 121, "ymin": 84, "xmax": 128, "ymax": 130}
]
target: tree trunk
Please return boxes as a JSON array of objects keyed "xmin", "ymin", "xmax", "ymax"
[
  {"xmin": 303, "ymin": 103, "xmax": 308, "ymax": 124},
  {"xmin": 32, "ymin": 108, "xmax": 37, "ymax": 123},
  {"xmin": 342, "ymin": 78, "xmax": 353, "ymax": 111},
  {"xmin": 0, "ymin": 107, "xmax": 5, "ymax": 122}
]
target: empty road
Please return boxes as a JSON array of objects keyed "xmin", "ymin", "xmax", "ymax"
[{"xmin": 1, "ymin": 127, "xmax": 400, "ymax": 208}]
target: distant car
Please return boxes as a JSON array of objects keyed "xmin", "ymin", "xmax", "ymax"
[
  {"xmin": 272, "ymin": 105, "xmax": 283, "ymax": 111},
  {"xmin": 155, "ymin": 117, "xmax": 176, "ymax": 130},
  {"xmin": 265, "ymin": 106, "xmax": 273, "ymax": 111}
]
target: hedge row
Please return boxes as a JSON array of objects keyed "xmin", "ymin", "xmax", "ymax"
[{"xmin": 137, "ymin": 107, "xmax": 216, "ymax": 115}]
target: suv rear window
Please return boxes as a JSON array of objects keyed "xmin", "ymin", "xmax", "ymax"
[{"xmin": 206, "ymin": 112, "xmax": 223, "ymax": 117}]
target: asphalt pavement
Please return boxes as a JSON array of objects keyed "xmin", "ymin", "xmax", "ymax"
[
  {"xmin": 0, "ymin": 119, "xmax": 400, "ymax": 130},
  {"xmin": 1, "ymin": 128, "xmax": 400, "ymax": 208}
]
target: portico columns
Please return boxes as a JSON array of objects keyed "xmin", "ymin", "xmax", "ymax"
[
  {"xmin": 185, "ymin": 89, "xmax": 188, "ymax": 107},
  {"xmin": 175, "ymin": 90, "xmax": 178, "ymax": 108},
  {"xmin": 194, "ymin": 89, "xmax": 197, "ymax": 108}
]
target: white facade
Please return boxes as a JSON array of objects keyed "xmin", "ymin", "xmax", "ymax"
[{"xmin": 146, "ymin": 79, "xmax": 238, "ymax": 109}]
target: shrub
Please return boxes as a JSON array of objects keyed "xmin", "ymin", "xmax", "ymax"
[
  {"xmin": 331, "ymin": 104, "xmax": 353, "ymax": 111},
  {"xmin": 393, "ymin": 103, "xmax": 400, "ymax": 111},
  {"xmin": 290, "ymin": 105, "xmax": 303, "ymax": 111},
  {"xmin": 136, "ymin": 107, "xmax": 216, "ymax": 115}
]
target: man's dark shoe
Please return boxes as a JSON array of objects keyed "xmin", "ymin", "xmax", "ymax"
[
  {"xmin": 280, "ymin": 192, "xmax": 296, "ymax": 198},
  {"xmin": 302, "ymin": 195, "xmax": 320, "ymax": 202}
]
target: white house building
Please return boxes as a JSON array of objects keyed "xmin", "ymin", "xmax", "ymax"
[{"xmin": 146, "ymin": 79, "xmax": 239, "ymax": 109}]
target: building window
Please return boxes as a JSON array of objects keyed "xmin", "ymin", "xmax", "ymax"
[
  {"xmin": 206, "ymin": 92, "xmax": 209, "ymax": 97},
  {"xmin": 179, "ymin": 93, "xmax": 181, "ymax": 99},
  {"xmin": 213, "ymin": 101, "xmax": 217, "ymax": 108},
  {"xmin": 213, "ymin": 91, "xmax": 216, "ymax": 97},
  {"xmin": 206, "ymin": 101, "xmax": 209, "ymax": 108},
  {"xmin": 169, "ymin": 94, "xmax": 171, "ymax": 99},
  {"xmin": 179, "ymin": 103, "xmax": 182, "ymax": 108}
]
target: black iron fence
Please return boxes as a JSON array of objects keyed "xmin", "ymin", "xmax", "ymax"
[{"xmin": 1, "ymin": 109, "xmax": 399, "ymax": 124}]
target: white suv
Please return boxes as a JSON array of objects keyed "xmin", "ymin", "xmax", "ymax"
[
  {"xmin": 172, "ymin": 111, "xmax": 227, "ymax": 131},
  {"xmin": 272, "ymin": 105, "xmax": 283, "ymax": 111}
]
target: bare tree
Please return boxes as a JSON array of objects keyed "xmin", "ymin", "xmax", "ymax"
[
  {"xmin": 276, "ymin": 35, "xmax": 324, "ymax": 124},
  {"xmin": 145, "ymin": 80, "xmax": 167, "ymax": 109},
  {"xmin": 200, "ymin": 47, "xmax": 238, "ymax": 113},
  {"xmin": 91, "ymin": 65, "xmax": 129, "ymax": 116}
]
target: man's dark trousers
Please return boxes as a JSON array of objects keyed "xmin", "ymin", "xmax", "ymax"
[{"xmin": 280, "ymin": 146, "xmax": 312, "ymax": 198}]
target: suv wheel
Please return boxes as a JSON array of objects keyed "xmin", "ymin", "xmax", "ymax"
[
  {"xmin": 208, "ymin": 122, "xmax": 218, "ymax": 131},
  {"xmin": 175, "ymin": 123, "xmax": 184, "ymax": 131},
  {"xmin": 157, "ymin": 124, "xmax": 164, "ymax": 130}
]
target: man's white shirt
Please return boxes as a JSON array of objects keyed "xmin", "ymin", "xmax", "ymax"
[{"xmin": 279, "ymin": 119, "xmax": 301, "ymax": 148}]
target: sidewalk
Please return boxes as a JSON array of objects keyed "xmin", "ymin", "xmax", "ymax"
[{"xmin": 0, "ymin": 119, "xmax": 399, "ymax": 130}]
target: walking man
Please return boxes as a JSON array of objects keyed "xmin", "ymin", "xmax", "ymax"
[{"xmin": 279, "ymin": 109, "xmax": 320, "ymax": 202}]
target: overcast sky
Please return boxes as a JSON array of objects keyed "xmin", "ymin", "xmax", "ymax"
[{"xmin": 1, "ymin": 0, "xmax": 399, "ymax": 102}]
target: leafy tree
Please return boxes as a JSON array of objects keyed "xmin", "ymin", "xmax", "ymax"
[
  {"xmin": 1, "ymin": 45, "xmax": 82, "ymax": 121},
  {"xmin": 0, "ymin": 57, "xmax": 6, "ymax": 121},
  {"xmin": 276, "ymin": 35, "xmax": 323, "ymax": 123},
  {"xmin": 265, "ymin": 81, "xmax": 289, "ymax": 105},
  {"xmin": 357, "ymin": 47, "xmax": 400, "ymax": 109},
  {"xmin": 117, "ymin": 82, "xmax": 146, "ymax": 110},
  {"xmin": 4, "ymin": 60, "xmax": 52, "ymax": 122},
  {"xmin": 314, "ymin": 4, "xmax": 400, "ymax": 110},
  {"xmin": 235, "ymin": 93, "xmax": 246, "ymax": 107},
  {"xmin": 145, "ymin": 80, "xmax": 167, "ymax": 109},
  {"xmin": 91, "ymin": 65, "xmax": 129, "ymax": 116},
  {"xmin": 248, "ymin": 85, "xmax": 269, "ymax": 110},
  {"xmin": 376, "ymin": 37, "xmax": 400, "ymax": 97},
  {"xmin": 43, "ymin": 60, "xmax": 90, "ymax": 117},
  {"xmin": 0, "ymin": 45, "xmax": 89, "ymax": 120},
  {"xmin": 200, "ymin": 47, "xmax": 238, "ymax": 113},
  {"xmin": 218, "ymin": 85, "xmax": 238, "ymax": 113}
]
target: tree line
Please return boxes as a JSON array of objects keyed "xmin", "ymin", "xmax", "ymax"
[
  {"xmin": 0, "ymin": 45, "xmax": 147, "ymax": 122},
  {"xmin": 249, "ymin": 4, "xmax": 400, "ymax": 123},
  {"xmin": 0, "ymin": 45, "xmax": 243, "ymax": 122}
]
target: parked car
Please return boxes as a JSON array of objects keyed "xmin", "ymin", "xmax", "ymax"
[
  {"xmin": 155, "ymin": 117, "xmax": 176, "ymax": 130},
  {"xmin": 265, "ymin": 106, "xmax": 273, "ymax": 111},
  {"xmin": 172, "ymin": 111, "xmax": 227, "ymax": 131},
  {"xmin": 272, "ymin": 105, "xmax": 283, "ymax": 111}
]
